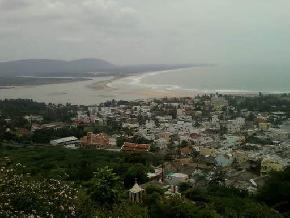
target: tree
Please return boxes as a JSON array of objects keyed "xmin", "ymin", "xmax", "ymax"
[
  {"xmin": 257, "ymin": 167, "xmax": 290, "ymax": 216},
  {"xmin": 180, "ymin": 140, "xmax": 189, "ymax": 148},
  {"xmin": 179, "ymin": 182, "xmax": 193, "ymax": 193},
  {"xmin": 95, "ymin": 202, "xmax": 149, "ymax": 218},
  {"xmin": 116, "ymin": 136, "xmax": 125, "ymax": 147},
  {"xmin": 124, "ymin": 163, "xmax": 149, "ymax": 188},
  {"xmin": 84, "ymin": 166, "xmax": 121, "ymax": 207}
]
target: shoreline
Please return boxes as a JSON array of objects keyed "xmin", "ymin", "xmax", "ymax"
[
  {"xmin": 89, "ymin": 71, "xmax": 286, "ymax": 100},
  {"xmin": 0, "ymin": 77, "xmax": 90, "ymax": 87},
  {"xmin": 1, "ymin": 68, "xmax": 289, "ymax": 105}
]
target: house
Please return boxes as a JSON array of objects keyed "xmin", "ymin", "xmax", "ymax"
[
  {"xmin": 180, "ymin": 146, "xmax": 193, "ymax": 156},
  {"xmin": 199, "ymin": 147, "xmax": 217, "ymax": 157},
  {"xmin": 259, "ymin": 122, "xmax": 271, "ymax": 131},
  {"xmin": 40, "ymin": 122, "xmax": 65, "ymax": 130},
  {"xmin": 121, "ymin": 142, "xmax": 151, "ymax": 152},
  {"xmin": 177, "ymin": 108, "xmax": 185, "ymax": 117},
  {"xmin": 80, "ymin": 132, "xmax": 111, "ymax": 149},
  {"xmin": 268, "ymin": 128, "xmax": 289, "ymax": 141},
  {"xmin": 260, "ymin": 156, "xmax": 286, "ymax": 176},
  {"xmin": 154, "ymin": 138, "xmax": 168, "ymax": 150},
  {"xmin": 211, "ymin": 96, "xmax": 228, "ymax": 110},
  {"xmin": 232, "ymin": 150, "xmax": 249, "ymax": 165},
  {"xmin": 15, "ymin": 128, "xmax": 31, "ymax": 137},
  {"xmin": 50, "ymin": 136, "xmax": 80, "ymax": 148},
  {"xmin": 215, "ymin": 152, "xmax": 233, "ymax": 167},
  {"xmin": 147, "ymin": 167, "xmax": 163, "ymax": 181},
  {"xmin": 227, "ymin": 118, "xmax": 245, "ymax": 133},
  {"xmin": 166, "ymin": 172, "xmax": 189, "ymax": 186},
  {"xmin": 158, "ymin": 132, "xmax": 172, "ymax": 142},
  {"xmin": 221, "ymin": 135, "xmax": 245, "ymax": 148},
  {"xmin": 23, "ymin": 115, "xmax": 44, "ymax": 123},
  {"xmin": 122, "ymin": 123, "xmax": 139, "ymax": 129}
]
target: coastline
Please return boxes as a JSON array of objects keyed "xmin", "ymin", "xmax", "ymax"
[
  {"xmin": 89, "ymin": 70, "xmax": 262, "ymax": 100},
  {"xmin": 99, "ymin": 67, "xmax": 289, "ymax": 99},
  {"xmin": 0, "ymin": 86, "xmax": 14, "ymax": 89},
  {"xmin": 0, "ymin": 77, "xmax": 90, "ymax": 87},
  {"xmin": 1, "ymin": 67, "xmax": 288, "ymax": 105},
  {"xmin": 87, "ymin": 75, "xmax": 126, "ymax": 91}
]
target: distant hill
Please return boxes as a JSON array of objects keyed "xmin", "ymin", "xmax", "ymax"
[
  {"xmin": 0, "ymin": 59, "xmax": 115, "ymax": 77},
  {"xmin": 0, "ymin": 58, "xmax": 201, "ymax": 78}
]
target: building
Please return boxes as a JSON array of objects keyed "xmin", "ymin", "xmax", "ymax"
[
  {"xmin": 166, "ymin": 172, "xmax": 189, "ymax": 186},
  {"xmin": 260, "ymin": 156, "xmax": 286, "ymax": 176},
  {"xmin": 147, "ymin": 167, "xmax": 163, "ymax": 181},
  {"xmin": 129, "ymin": 180, "xmax": 144, "ymax": 203},
  {"xmin": 215, "ymin": 152, "xmax": 233, "ymax": 167},
  {"xmin": 232, "ymin": 150, "xmax": 249, "ymax": 165},
  {"xmin": 227, "ymin": 118, "xmax": 245, "ymax": 133},
  {"xmin": 222, "ymin": 135, "xmax": 245, "ymax": 148},
  {"xmin": 180, "ymin": 146, "xmax": 193, "ymax": 156},
  {"xmin": 259, "ymin": 122, "xmax": 271, "ymax": 131},
  {"xmin": 50, "ymin": 136, "xmax": 80, "ymax": 148},
  {"xmin": 23, "ymin": 115, "xmax": 44, "ymax": 123},
  {"xmin": 198, "ymin": 147, "xmax": 217, "ymax": 157},
  {"xmin": 80, "ymin": 132, "xmax": 111, "ymax": 149},
  {"xmin": 121, "ymin": 142, "xmax": 151, "ymax": 152},
  {"xmin": 268, "ymin": 128, "xmax": 289, "ymax": 141},
  {"xmin": 211, "ymin": 96, "xmax": 228, "ymax": 110}
]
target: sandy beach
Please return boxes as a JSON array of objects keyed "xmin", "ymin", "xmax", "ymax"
[
  {"xmin": 89, "ymin": 73, "xmax": 260, "ymax": 101},
  {"xmin": 87, "ymin": 73, "xmax": 198, "ymax": 100},
  {"xmin": 1, "ymin": 66, "xmax": 283, "ymax": 105}
]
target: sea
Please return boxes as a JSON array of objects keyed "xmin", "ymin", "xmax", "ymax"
[
  {"xmin": 1, "ymin": 65, "xmax": 290, "ymax": 105},
  {"xmin": 113, "ymin": 64, "xmax": 290, "ymax": 94}
]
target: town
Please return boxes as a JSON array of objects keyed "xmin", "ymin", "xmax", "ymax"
[
  {"xmin": 1, "ymin": 94, "xmax": 290, "ymax": 190},
  {"xmin": 0, "ymin": 94, "xmax": 290, "ymax": 217}
]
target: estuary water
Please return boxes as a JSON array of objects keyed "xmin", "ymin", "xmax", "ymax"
[
  {"xmin": 0, "ymin": 77, "xmax": 115, "ymax": 105},
  {"xmin": 1, "ymin": 65, "xmax": 290, "ymax": 105}
]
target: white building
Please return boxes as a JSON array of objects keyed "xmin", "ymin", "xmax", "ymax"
[
  {"xmin": 50, "ymin": 136, "xmax": 80, "ymax": 147},
  {"xmin": 221, "ymin": 135, "xmax": 245, "ymax": 148},
  {"xmin": 227, "ymin": 117, "xmax": 245, "ymax": 133},
  {"xmin": 166, "ymin": 173, "xmax": 189, "ymax": 185}
]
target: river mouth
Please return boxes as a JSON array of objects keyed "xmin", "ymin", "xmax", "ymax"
[{"xmin": 1, "ymin": 65, "xmax": 290, "ymax": 105}]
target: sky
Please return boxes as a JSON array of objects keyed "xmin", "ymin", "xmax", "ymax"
[{"xmin": 0, "ymin": 0, "xmax": 290, "ymax": 65}]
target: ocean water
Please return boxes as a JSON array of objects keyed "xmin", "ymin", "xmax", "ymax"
[
  {"xmin": 118, "ymin": 65, "xmax": 290, "ymax": 93},
  {"xmin": 1, "ymin": 65, "xmax": 290, "ymax": 105}
]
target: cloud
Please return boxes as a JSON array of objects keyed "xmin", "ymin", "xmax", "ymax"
[
  {"xmin": 0, "ymin": 0, "xmax": 290, "ymax": 65},
  {"xmin": 0, "ymin": 0, "xmax": 31, "ymax": 10},
  {"xmin": 0, "ymin": 0, "xmax": 139, "ymax": 28}
]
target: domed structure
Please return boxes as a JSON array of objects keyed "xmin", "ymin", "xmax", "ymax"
[{"xmin": 129, "ymin": 179, "xmax": 144, "ymax": 203}]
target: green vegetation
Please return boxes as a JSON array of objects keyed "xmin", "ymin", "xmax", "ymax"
[
  {"xmin": 227, "ymin": 95, "xmax": 290, "ymax": 115},
  {"xmin": 0, "ymin": 99, "xmax": 78, "ymax": 122},
  {"xmin": 1, "ymin": 96, "xmax": 290, "ymax": 217},
  {"xmin": 257, "ymin": 169, "xmax": 290, "ymax": 217},
  {"xmin": 0, "ymin": 146, "xmax": 288, "ymax": 217},
  {"xmin": 0, "ymin": 146, "xmax": 159, "ymax": 182}
]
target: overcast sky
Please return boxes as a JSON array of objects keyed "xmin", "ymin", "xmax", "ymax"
[{"xmin": 0, "ymin": 0, "xmax": 290, "ymax": 65}]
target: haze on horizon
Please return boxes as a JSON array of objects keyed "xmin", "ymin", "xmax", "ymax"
[{"xmin": 0, "ymin": 0, "xmax": 289, "ymax": 66}]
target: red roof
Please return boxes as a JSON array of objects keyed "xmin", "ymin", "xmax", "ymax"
[
  {"xmin": 80, "ymin": 132, "xmax": 109, "ymax": 146},
  {"xmin": 121, "ymin": 142, "xmax": 151, "ymax": 152}
]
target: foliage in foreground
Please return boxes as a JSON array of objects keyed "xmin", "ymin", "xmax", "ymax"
[
  {"xmin": 0, "ymin": 147, "xmax": 288, "ymax": 217},
  {"xmin": 0, "ymin": 165, "xmax": 78, "ymax": 217}
]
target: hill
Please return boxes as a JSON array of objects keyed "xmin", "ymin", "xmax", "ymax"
[
  {"xmin": 0, "ymin": 58, "xmax": 115, "ymax": 77},
  {"xmin": 0, "ymin": 58, "xmax": 198, "ymax": 77}
]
